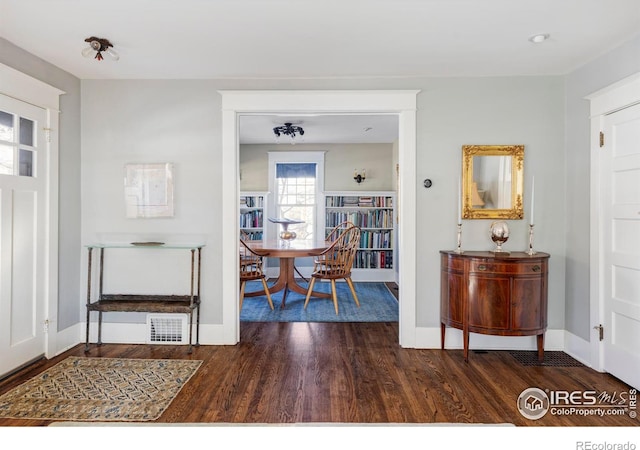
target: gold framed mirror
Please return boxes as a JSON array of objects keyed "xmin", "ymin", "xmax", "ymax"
[{"xmin": 462, "ymin": 145, "xmax": 524, "ymax": 219}]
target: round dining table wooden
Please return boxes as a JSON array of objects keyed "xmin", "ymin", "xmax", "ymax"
[{"xmin": 245, "ymin": 238, "xmax": 332, "ymax": 308}]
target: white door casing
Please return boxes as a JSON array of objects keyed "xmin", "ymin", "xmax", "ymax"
[
  {"xmin": 588, "ymin": 73, "xmax": 640, "ymax": 389},
  {"xmin": 220, "ymin": 90, "xmax": 419, "ymax": 346},
  {"xmin": 0, "ymin": 94, "xmax": 48, "ymax": 376},
  {"xmin": 601, "ymin": 104, "xmax": 640, "ymax": 389},
  {"xmin": 0, "ymin": 63, "xmax": 63, "ymax": 377}
]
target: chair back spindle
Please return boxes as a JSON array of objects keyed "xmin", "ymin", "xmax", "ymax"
[{"xmin": 305, "ymin": 225, "xmax": 361, "ymax": 314}]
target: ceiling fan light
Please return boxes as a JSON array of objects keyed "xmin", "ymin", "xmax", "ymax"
[
  {"xmin": 104, "ymin": 47, "xmax": 120, "ymax": 61},
  {"xmin": 81, "ymin": 46, "xmax": 96, "ymax": 57},
  {"xmin": 82, "ymin": 36, "xmax": 119, "ymax": 62}
]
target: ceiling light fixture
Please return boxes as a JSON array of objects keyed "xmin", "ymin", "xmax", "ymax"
[
  {"xmin": 82, "ymin": 37, "xmax": 119, "ymax": 61},
  {"xmin": 528, "ymin": 33, "xmax": 550, "ymax": 44},
  {"xmin": 273, "ymin": 122, "xmax": 305, "ymax": 144}
]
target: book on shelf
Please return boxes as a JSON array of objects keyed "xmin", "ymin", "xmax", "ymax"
[
  {"xmin": 240, "ymin": 195, "xmax": 264, "ymax": 208},
  {"xmin": 240, "ymin": 210, "xmax": 263, "ymax": 228},
  {"xmin": 358, "ymin": 196, "xmax": 374, "ymax": 207},
  {"xmin": 354, "ymin": 249, "xmax": 393, "ymax": 270},
  {"xmin": 342, "ymin": 196, "xmax": 359, "ymax": 206}
]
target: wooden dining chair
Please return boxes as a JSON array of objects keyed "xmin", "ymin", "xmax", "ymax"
[
  {"xmin": 304, "ymin": 225, "xmax": 361, "ymax": 315},
  {"xmin": 325, "ymin": 221, "xmax": 356, "ymax": 242},
  {"xmin": 239, "ymin": 239, "xmax": 274, "ymax": 311}
]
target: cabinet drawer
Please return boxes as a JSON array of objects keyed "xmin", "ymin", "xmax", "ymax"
[
  {"xmin": 468, "ymin": 259, "xmax": 546, "ymax": 275},
  {"xmin": 441, "ymin": 253, "xmax": 464, "ymax": 271}
]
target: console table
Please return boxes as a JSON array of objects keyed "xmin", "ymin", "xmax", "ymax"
[
  {"xmin": 440, "ymin": 250, "xmax": 550, "ymax": 362},
  {"xmin": 84, "ymin": 243, "xmax": 203, "ymax": 353}
]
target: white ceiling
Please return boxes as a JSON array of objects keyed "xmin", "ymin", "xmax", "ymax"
[
  {"xmin": 2, "ymin": 0, "xmax": 638, "ymax": 143},
  {"xmin": 2, "ymin": 0, "xmax": 639, "ymax": 80},
  {"xmin": 239, "ymin": 114, "xmax": 399, "ymax": 144}
]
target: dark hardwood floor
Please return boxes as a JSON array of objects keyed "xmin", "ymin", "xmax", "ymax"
[{"xmin": 0, "ymin": 321, "xmax": 636, "ymax": 427}]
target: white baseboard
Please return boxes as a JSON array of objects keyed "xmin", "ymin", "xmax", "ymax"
[
  {"xmin": 414, "ymin": 326, "xmax": 565, "ymax": 351},
  {"xmin": 562, "ymin": 330, "xmax": 594, "ymax": 369},
  {"xmin": 54, "ymin": 323, "xmax": 84, "ymax": 356},
  {"xmin": 58, "ymin": 322, "xmax": 594, "ymax": 368},
  {"xmin": 82, "ymin": 321, "xmax": 234, "ymax": 347}
]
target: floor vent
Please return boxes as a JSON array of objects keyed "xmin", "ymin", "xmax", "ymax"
[
  {"xmin": 146, "ymin": 314, "xmax": 188, "ymax": 344},
  {"xmin": 508, "ymin": 351, "xmax": 586, "ymax": 367}
]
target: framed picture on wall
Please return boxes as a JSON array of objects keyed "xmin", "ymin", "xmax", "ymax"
[{"xmin": 124, "ymin": 162, "xmax": 174, "ymax": 218}]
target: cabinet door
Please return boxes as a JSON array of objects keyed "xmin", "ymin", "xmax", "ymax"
[
  {"xmin": 468, "ymin": 275, "xmax": 510, "ymax": 330},
  {"xmin": 441, "ymin": 269, "xmax": 465, "ymax": 326},
  {"xmin": 511, "ymin": 277, "xmax": 545, "ymax": 330}
]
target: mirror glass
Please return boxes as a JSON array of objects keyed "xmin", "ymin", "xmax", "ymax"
[{"xmin": 462, "ymin": 145, "xmax": 524, "ymax": 219}]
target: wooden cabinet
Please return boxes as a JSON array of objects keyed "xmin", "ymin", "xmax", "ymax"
[{"xmin": 440, "ymin": 250, "xmax": 550, "ymax": 362}]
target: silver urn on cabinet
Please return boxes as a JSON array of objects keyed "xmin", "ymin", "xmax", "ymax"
[{"xmin": 490, "ymin": 221, "xmax": 510, "ymax": 254}]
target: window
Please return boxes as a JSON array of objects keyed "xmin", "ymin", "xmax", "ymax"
[
  {"xmin": 268, "ymin": 152, "xmax": 325, "ymax": 241},
  {"xmin": 0, "ymin": 109, "xmax": 36, "ymax": 177},
  {"xmin": 275, "ymin": 163, "xmax": 316, "ymax": 239}
]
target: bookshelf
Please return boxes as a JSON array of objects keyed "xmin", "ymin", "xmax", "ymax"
[
  {"xmin": 240, "ymin": 192, "xmax": 268, "ymax": 241},
  {"xmin": 324, "ymin": 191, "xmax": 396, "ymax": 282}
]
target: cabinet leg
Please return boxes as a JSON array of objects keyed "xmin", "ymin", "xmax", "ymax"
[
  {"xmin": 440, "ymin": 323, "xmax": 446, "ymax": 350},
  {"xmin": 463, "ymin": 330, "xmax": 470, "ymax": 362},
  {"xmin": 537, "ymin": 334, "xmax": 545, "ymax": 362}
]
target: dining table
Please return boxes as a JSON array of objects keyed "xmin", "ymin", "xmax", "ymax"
[{"xmin": 245, "ymin": 238, "xmax": 332, "ymax": 308}]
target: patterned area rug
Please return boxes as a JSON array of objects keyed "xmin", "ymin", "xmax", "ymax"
[
  {"xmin": 0, "ymin": 356, "xmax": 202, "ymax": 421},
  {"xmin": 240, "ymin": 281, "xmax": 399, "ymax": 322}
]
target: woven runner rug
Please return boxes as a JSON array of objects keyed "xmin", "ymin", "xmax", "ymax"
[{"xmin": 0, "ymin": 356, "xmax": 202, "ymax": 421}]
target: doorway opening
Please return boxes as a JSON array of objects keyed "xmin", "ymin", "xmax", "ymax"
[
  {"xmin": 220, "ymin": 90, "xmax": 419, "ymax": 347},
  {"xmin": 239, "ymin": 114, "xmax": 399, "ymax": 323}
]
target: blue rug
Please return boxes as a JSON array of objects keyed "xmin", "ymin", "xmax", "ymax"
[{"xmin": 240, "ymin": 281, "xmax": 398, "ymax": 322}]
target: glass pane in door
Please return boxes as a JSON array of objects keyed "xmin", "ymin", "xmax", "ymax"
[
  {"xmin": 0, "ymin": 111, "xmax": 14, "ymax": 141},
  {"xmin": 0, "ymin": 144, "xmax": 14, "ymax": 175},
  {"xmin": 19, "ymin": 149, "xmax": 33, "ymax": 177},
  {"xmin": 19, "ymin": 117, "xmax": 34, "ymax": 146}
]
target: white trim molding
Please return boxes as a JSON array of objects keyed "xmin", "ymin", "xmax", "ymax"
[
  {"xmin": 0, "ymin": 63, "xmax": 64, "ymax": 110},
  {"xmin": 0, "ymin": 63, "xmax": 64, "ymax": 361},
  {"xmin": 416, "ymin": 327, "xmax": 566, "ymax": 352},
  {"xmin": 220, "ymin": 90, "xmax": 420, "ymax": 347},
  {"xmin": 586, "ymin": 72, "xmax": 640, "ymax": 372}
]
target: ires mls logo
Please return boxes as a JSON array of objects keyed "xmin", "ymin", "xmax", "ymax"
[
  {"xmin": 517, "ymin": 387, "xmax": 550, "ymax": 420},
  {"xmin": 517, "ymin": 387, "xmax": 637, "ymax": 420}
]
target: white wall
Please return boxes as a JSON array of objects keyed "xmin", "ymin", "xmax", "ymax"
[
  {"xmin": 240, "ymin": 143, "xmax": 395, "ymax": 192},
  {"xmin": 3, "ymin": 32, "xmax": 637, "ymax": 349},
  {"xmin": 415, "ymin": 76, "xmax": 565, "ymax": 328},
  {"xmin": 0, "ymin": 38, "xmax": 82, "ymax": 331},
  {"xmin": 82, "ymin": 76, "xmax": 566, "ymax": 332},
  {"xmin": 81, "ymin": 80, "xmax": 225, "ymax": 323},
  {"xmin": 564, "ymin": 34, "xmax": 640, "ymax": 341}
]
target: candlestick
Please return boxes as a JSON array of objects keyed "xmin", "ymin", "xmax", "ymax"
[
  {"xmin": 455, "ymin": 223, "xmax": 463, "ymax": 254},
  {"xmin": 530, "ymin": 176, "xmax": 535, "ymax": 225},
  {"xmin": 527, "ymin": 224, "xmax": 537, "ymax": 255},
  {"xmin": 457, "ymin": 176, "xmax": 462, "ymax": 224}
]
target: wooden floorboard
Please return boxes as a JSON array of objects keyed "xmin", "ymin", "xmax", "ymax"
[{"xmin": 0, "ymin": 321, "xmax": 636, "ymax": 427}]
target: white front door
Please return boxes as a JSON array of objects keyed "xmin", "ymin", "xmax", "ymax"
[
  {"xmin": 0, "ymin": 94, "xmax": 48, "ymax": 377},
  {"xmin": 601, "ymin": 102, "xmax": 640, "ymax": 389}
]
